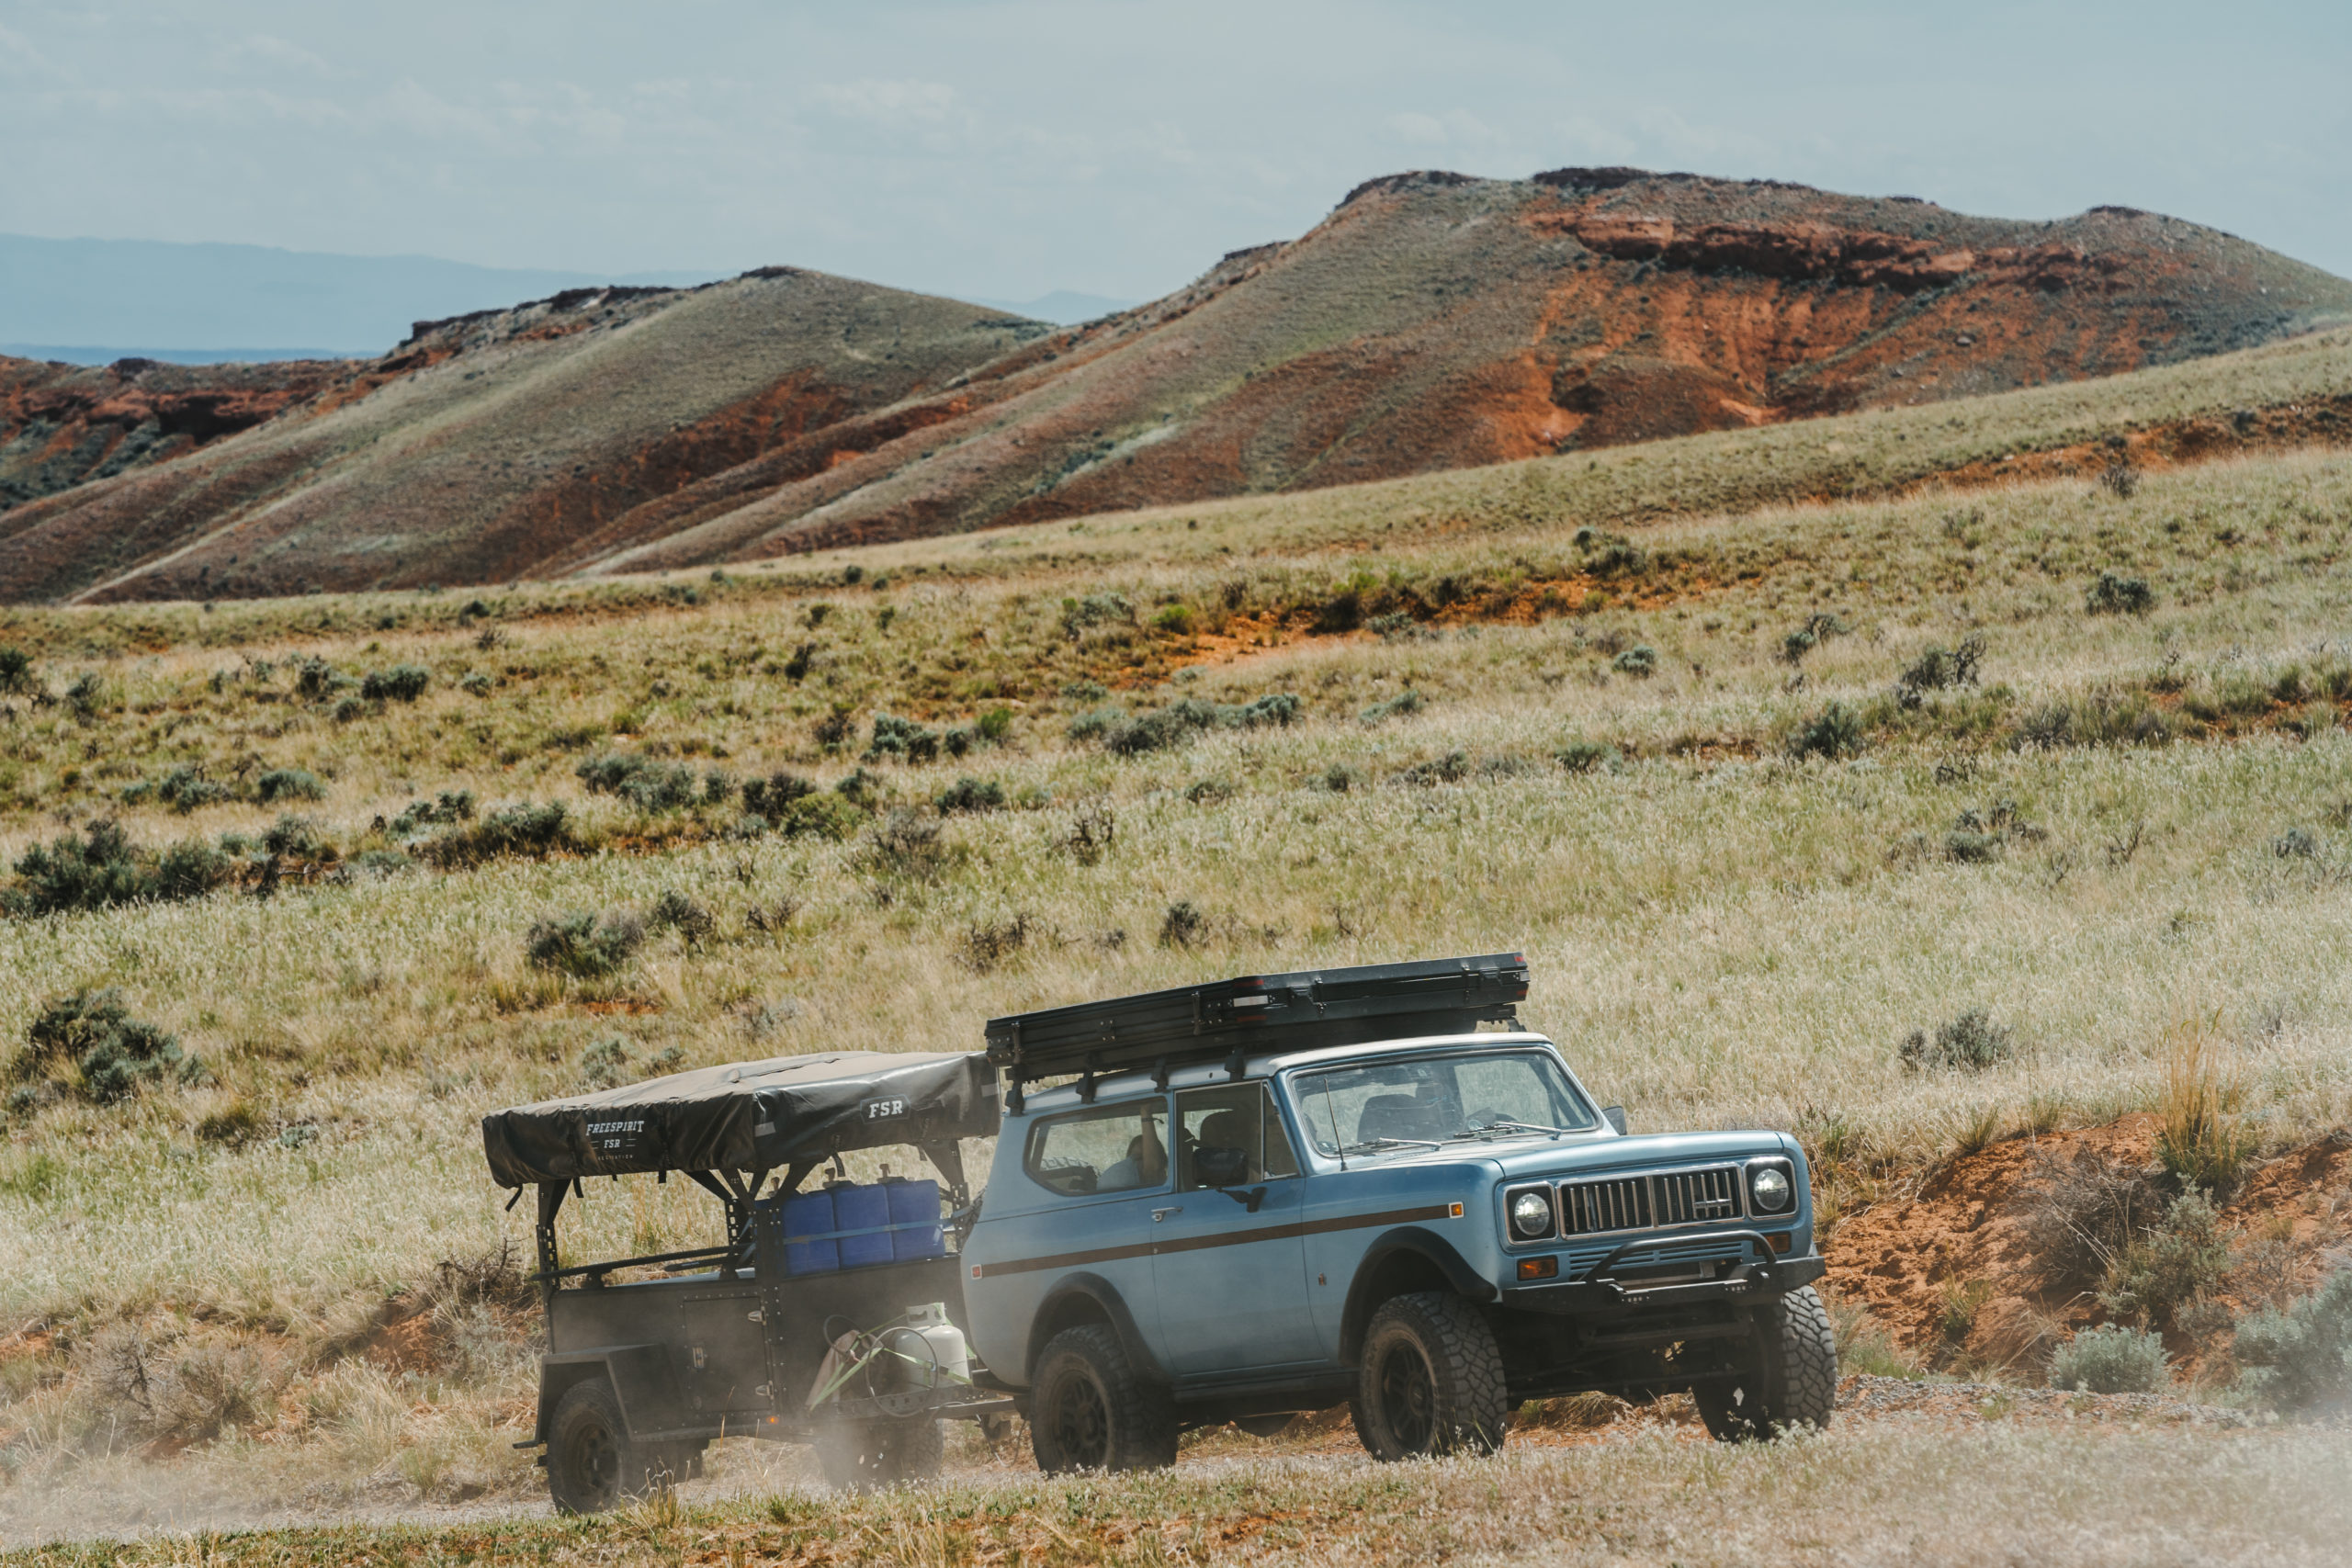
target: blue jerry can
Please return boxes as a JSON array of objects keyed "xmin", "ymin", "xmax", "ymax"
[
  {"xmin": 781, "ymin": 1188, "xmax": 839, "ymax": 1276},
  {"xmin": 884, "ymin": 1177, "xmax": 944, "ymax": 1261},
  {"xmin": 834, "ymin": 1182, "xmax": 895, "ymax": 1269}
]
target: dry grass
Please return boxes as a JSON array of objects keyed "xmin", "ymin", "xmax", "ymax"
[
  {"xmin": 0, "ymin": 361, "xmax": 2347, "ymax": 1546},
  {"xmin": 6, "ymin": 1426, "xmax": 2351, "ymax": 1565}
]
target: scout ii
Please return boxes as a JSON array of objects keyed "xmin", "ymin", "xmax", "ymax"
[{"xmin": 960, "ymin": 953, "xmax": 1834, "ymax": 1469}]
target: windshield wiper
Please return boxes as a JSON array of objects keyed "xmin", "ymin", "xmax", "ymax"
[
  {"xmin": 1456, "ymin": 1118, "xmax": 1574, "ymax": 1141},
  {"xmin": 1337, "ymin": 1135, "xmax": 1443, "ymax": 1155}
]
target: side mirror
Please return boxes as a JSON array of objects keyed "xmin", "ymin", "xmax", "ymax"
[
  {"xmin": 1193, "ymin": 1146, "xmax": 1250, "ymax": 1188},
  {"xmin": 1601, "ymin": 1106, "xmax": 1628, "ymax": 1136}
]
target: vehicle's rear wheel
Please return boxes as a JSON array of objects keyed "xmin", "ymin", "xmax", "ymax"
[
  {"xmin": 1350, "ymin": 1292, "xmax": 1509, "ymax": 1461},
  {"xmin": 817, "ymin": 1417, "xmax": 945, "ymax": 1492},
  {"xmin": 1694, "ymin": 1285, "xmax": 1838, "ymax": 1441},
  {"xmin": 547, "ymin": 1379, "xmax": 666, "ymax": 1515},
  {"xmin": 1028, "ymin": 1324, "xmax": 1178, "ymax": 1474}
]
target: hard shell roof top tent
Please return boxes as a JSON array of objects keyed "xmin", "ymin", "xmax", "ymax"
[
  {"xmin": 481, "ymin": 1050, "xmax": 998, "ymax": 1289},
  {"xmin": 983, "ymin": 952, "xmax": 1528, "ymax": 1113}
]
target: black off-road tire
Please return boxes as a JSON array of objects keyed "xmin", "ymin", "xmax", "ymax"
[
  {"xmin": 547, "ymin": 1379, "xmax": 665, "ymax": 1515},
  {"xmin": 817, "ymin": 1417, "xmax": 946, "ymax": 1492},
  {"xmin": 1028, "ymin": 1324, "xmax": 1179, "ymax": 1474},
  {"xmin": 1350, "ymin": 1292, "xmax": 1510, "ymax": 1461},
  {"xmin": 1694, "ymin": 1285, "xmax": 1838, "ymax": 1441}
]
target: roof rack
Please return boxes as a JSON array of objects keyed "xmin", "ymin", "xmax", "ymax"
[{"xmin": 985, "ymin": 953, "xmax": 1527, "ymax": 1111}]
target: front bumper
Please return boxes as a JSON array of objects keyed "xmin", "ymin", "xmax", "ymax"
[{"xmin": 1499, "ymin": 1228, "xmax": 1826, "ymax": 1319}]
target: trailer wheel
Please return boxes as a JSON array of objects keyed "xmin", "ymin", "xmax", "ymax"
[
  {"xmin": 817, "ymin": 1417, "xmax": 944, "ymax": 1492},
  {"xmin": 1694, "ymin": 1285, "xmax": 1838, "ymax": 1441},
  {"xmin": 547, "ymin": 1378, "xmax": 665, "ymax": 1515},
  {"xmin": 1349, "ymin": 1292, "xmax": 1509, "ymax": 1461},
  {"xmin": 1028, "ymin": 1324, "xmax": 1178, "ymax": 1473}
]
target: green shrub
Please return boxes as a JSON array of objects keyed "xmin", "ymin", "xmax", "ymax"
[
  {"xmin": 978, "ymin": 707, "xmax": 1014, "ymax": 742},
  {"xmin": 138, "ymin": 765, "xmax": 232, "ymax": 814},
  {"xmin": 2086, "ymin": 572, "xmax": 2155, "ymax": 615},
  {"xmin": 254, "ymin": 768, "xmax": 327, "ymax": 805},
  {"xmin": 650, "ymin": 891, "xmax": 716, "ymax": 943},
  {"xmin": 292, "ymin": 657, "xmax": 354, "ymax": 702},
  {"xmin": 0, "ymin": 646, "xmax": 31, "ymax": 694},
  {"xmin": 1555, "ymin": 739, "xmax": 1623, "ymax": 774},
  {"xmin": 936, "ymin": 776, "xmax": 1007, "ymax": 814},
  {"xmin": 13, "ymin": 988, "xmax": 198, "ymax": 1104},
  {"xmin": 1359, "ymin": 689, "xmax": 1425, "ymax": 725},
  {"xmin": 2047, "ymin": 1325, "xmax": 2167, "ymax": 1393},
  {"xmin": 1898, "ymin": 634, "xmax": 1986, "ymax": 703},
  {"xmin": 2099, "ymin": 1189, "xmax": 2233, "ymax": 1330},
  {"xmin": 1152, "ymin": 604, "xmax": 1194, "ymax": 636},
  {"xmin": 865, "ymin": 714, "xmax": 940, "ymax": 763},
  {"xmin": 387, "ymin": 790, "xmax": 476, "ymax": 837},
  {"xmin": 423, "ymin": 801, "xmax": 573, "ymax": 867},
  {"xmin": 1060, "ymin": 593, "xmax": 1134, "ymax": 636},
  {"xmin": 1395, "ymin": 751, "xmax": 1471, "ymax": 786},
  {"xmin": 261, "ymin": 814, "xmax": 335, "ymax": 862},
  {"xmin": 1789, "ymin": 701, "xmax": 1865, "ymax": 761},
  {"xmin": 6, "ymin": 821, "xmax": 231, "ymax": 916},
  {"xmin": 741, "ymin": 772, "xmax": 817, "ymax": 819},
  {"xmin": 1611, "ymin": 645, "xmax": 1659, "ymax": 678},
  {"xmin": 526, "ymin": 910, "xmax": 646, "ymax": 979},
  {"xmin": 360, "ymin": 664, "xmax": 430, "ymax": 703},
  {"xmin": 1900, "ymin": 1009, "xmax": 2014, "ymax": 1072},
  {"xmin": 2233, "ymin": 1270, "xmax": 2352, "ymax": 1416},
  {"xmin": 576, "ymin": 753, "xmax": 698, "ymax": 812},
  {"xmin": 1368, "ymin": 612, "xmax": 1422, "ymax": 641}
]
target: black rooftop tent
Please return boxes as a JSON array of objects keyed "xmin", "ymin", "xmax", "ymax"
[
  {"xmin": 984, "ymin": 952, "xmax": 1528, "ymax": 1112},
  {"xmin": 481, "ymin": 1050, "xmax": 999, "ymax": 1190}
]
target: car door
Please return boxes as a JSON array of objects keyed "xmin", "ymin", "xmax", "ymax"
[
  {"xmin": 1147, "ymin": 1082, "xmax": 1322, "ymax": 1374},
  {"xmin": 968, "ymin": 1094, "xmax": 1172, "ymax": 1378}
]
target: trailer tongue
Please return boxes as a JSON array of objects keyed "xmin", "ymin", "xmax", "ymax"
[{"xmin": 482, "ymin": 1050, "xmax": 1010, "ymax": 1508}]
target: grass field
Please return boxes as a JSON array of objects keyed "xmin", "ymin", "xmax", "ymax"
[{"xmin": 0, "ymin": 330, "xmax": 2348, "ymax": 1551}]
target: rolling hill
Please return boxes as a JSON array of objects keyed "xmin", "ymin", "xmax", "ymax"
[{"xmin": 4, "ymin": 166, "xmax": 2348, "ymax": 604}]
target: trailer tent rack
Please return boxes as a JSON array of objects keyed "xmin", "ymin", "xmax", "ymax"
[
  {"xmin": 985, "ymin": 952, "xmax": 1528, "ymax": 1111},
  {"xmin": 479, "ymin": 1050, "xmax": 999, "ymax": 1290}
]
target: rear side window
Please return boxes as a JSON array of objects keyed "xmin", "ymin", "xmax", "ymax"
[
  {"xmin": 1023, "ymin": 1099, "xmax": 1170, "ymax": 1196},
  {"xmin": 1174, "ymin": 1083, "xmax": 1301, "ymax": 1190}
]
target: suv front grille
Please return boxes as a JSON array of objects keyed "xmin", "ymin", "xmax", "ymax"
[{"xmin": 1555, "ymin": 1165, "xmax": 1745, "ymax": 1236}]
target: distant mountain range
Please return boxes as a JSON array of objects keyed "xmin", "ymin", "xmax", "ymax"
[
  {"xmin": 5, "ymin": 167, "xmax": 2349, "ymax": 604},
  {"xmin": 0, "ymin": 233, "xmax": 720, "ymax": 362}
]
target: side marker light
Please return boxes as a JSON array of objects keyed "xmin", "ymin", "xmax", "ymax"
[
  {"xmin": 1448, "ymin": 1201, "xmax": 1464, "ymax": 1217},
  {"xmin": 1516, "ymin": 1256, "xmax": 1559, "ymax": 1280}
]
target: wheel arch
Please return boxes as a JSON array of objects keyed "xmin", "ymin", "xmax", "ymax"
[
  {"xmin": 1340, "ymin": 1227, "xmax": 1498, "ymax": 1364},
  {"xmin": 1022, "ymin": 1273, "xmax": 1167, "ymax": 1389},
  {"xmin": 536, "ymin": 1346, "xmax": 680, "ymax": 1445}
]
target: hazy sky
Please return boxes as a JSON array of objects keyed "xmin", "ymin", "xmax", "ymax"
[{"xmin": 4, "ymin": 0, "xmax": 2346, "ymax": 304}]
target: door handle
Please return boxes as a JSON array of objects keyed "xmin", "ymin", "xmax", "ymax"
[{"xmin": 1151, "ymin": 1206, "xmax": 1182, "ymax": 1222}]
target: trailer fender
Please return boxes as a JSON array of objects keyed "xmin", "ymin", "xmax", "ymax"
[
  {"xmin": 534, "ymin": 1345, "xmax": 684, "ymax": 1444},
  {"xmin": 1022, "ymin": 1273, "xmax": 1167, "ymax": 1389},
  {"xmin": 1340, "ymin": 1228, "xmax": 1498, "ymax": 1363}
]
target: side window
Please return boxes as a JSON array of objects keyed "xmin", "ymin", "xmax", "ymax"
[
  {"xmin": 1175, "ymin": 1083, "xmax": 1300, "ymax": 1190},
  {"xmin": 1023, "ymin": 1100, "xmax": 1169, "ymax": 1196}
]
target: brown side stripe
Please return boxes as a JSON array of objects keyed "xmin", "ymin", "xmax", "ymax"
[{"xmin": 969, "ymin": 1201, "xmax": 1459, "ymax": 1280}]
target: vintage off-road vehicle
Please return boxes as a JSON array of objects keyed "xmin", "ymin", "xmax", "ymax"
[
  {"xmin": 485, "ymin": 953, "xmax": 1831, "ymax": 1505},
  {"xmin": 960, "ymin": 953, "xmax": 1834, "ymax": 1469}
]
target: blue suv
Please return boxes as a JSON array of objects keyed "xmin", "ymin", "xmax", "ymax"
[{"xmin": 962, "ymin": 957, "xmax": 1833, "ymax": 1471}]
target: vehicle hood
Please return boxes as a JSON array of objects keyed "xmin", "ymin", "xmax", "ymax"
[{"xmin": 1476, "ymin": 1128, "xmax": 1799, "ymax": 1182}]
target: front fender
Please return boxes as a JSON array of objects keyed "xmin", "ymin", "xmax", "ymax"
[
  {"xmin": 1022, "ymin": 1271, "xmax": 1168, "ymax": 1388},
  {"xmin": 1340, "ymin": 1226, "xmax": 1498, "ymax": 1363}
]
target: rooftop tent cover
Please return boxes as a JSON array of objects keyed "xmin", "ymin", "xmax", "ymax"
[{"xmin": 481, "ymin": 1050, "xmax": 998, "ymax": 1188}]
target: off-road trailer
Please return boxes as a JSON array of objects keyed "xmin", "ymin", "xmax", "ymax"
[{"xmin": 482, "ymin": 1051, "xmax": 1013, "ymax": 1510}]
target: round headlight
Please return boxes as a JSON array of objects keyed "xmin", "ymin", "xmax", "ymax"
[
  {"xmin": 1750, "ymin": 1166, "xmax": 1793, "ymax": 1214},
  {"xmin": 1510, "ymin": 1190, "xmax": 1553, "ymax": 1237}
]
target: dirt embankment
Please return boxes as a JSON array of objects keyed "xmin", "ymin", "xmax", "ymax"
[{"xmin": 1825, "ymin": 1115, "xmax": 2352, "ymax": 1378}]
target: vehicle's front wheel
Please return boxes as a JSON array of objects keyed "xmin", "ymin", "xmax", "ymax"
[
  {"xmin": 818, "ymin": 1416, "xmax": 944, "ymax": 1492},
  {"xmin": 1694, "ymin": 1285, "xmax": 1838, "ymax": 1441},
  {"xmin": 1350, "ymin": 1292, "xmax": 1510, "ymax": 1461},
  {"xmin": 547, "ymin": 1379, "xmax": 667, "ymax": 1515},
  {"xmin": 1028, "ymin": 1324, "xmax": 1178, "ymax": 1474}
]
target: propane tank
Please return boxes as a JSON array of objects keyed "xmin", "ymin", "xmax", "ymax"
[{"xmin": 905, "ymin": 1301, "xmax": 969, "ymax": 1386}]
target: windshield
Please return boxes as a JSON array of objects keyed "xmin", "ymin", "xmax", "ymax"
[{"xmin": 1290, "ymin": 1049, "xmax": 1597, "ymax": 1156}]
